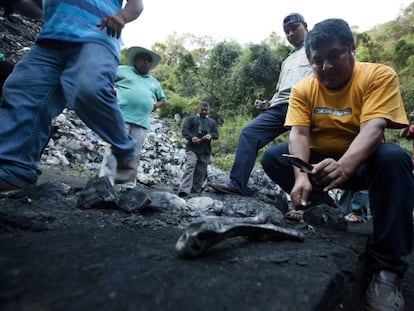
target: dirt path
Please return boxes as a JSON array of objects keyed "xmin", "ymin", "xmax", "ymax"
[{"xmin": 1, "ymin": 166, "xmax": 414, "ymax": 310}]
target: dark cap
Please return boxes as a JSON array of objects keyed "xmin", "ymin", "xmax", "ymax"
[{"xmin": 283, "ymin": 13, "xmax": 305, "ymax": 28}]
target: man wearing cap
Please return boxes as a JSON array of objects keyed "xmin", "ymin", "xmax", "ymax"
[
  {"xmin": 100, "ymin": 46, "xmax": 166, "ymax": 189},
  {"xmin": 209, "ymin": 13, "xmax": 312, "ymax": 199}
]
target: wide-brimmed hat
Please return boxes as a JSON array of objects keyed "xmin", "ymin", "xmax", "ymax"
[{"xmin": 125, "ymin": 46, "xmax": 161, "ymax": 70}]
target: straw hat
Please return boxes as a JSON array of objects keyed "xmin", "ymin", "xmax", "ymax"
[{"xmin": 125, "ymin": 46, "xmax": 161, "ymax": 70}]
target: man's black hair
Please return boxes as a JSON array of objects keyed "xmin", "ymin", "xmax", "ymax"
[
  {"xmin": 199, "ymin": 101, "xmax": 210, "ymax": 108},
  {"xmin": 305, "ymin": 18, "xmax": 354, "ymax": 59}
]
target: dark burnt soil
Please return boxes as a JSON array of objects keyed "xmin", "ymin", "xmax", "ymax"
[{"xmin": 0, "ymin": 166, "xmax": 414, "ymax": 311}]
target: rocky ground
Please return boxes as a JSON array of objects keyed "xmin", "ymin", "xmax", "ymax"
[
  {"xmin": 1, "ymin": 7, "xmax": 414, "ymax": 311},
  {"xmin": 1, "ymin": 165, "xmax": 414, "ymax": 311}
]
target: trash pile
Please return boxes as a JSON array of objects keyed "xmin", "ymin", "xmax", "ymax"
[
  {"xmin": 42, "ymin": 108, "xmax": 188, "ymax": 190},
  {"xmin": 42, "ymin": 108, "xmax": 285, "ymax": 199}
]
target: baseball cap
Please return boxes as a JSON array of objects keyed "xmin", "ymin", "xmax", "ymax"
[{"xmin": 283, "ymin": 13, "xmax": 305, "ymax": 28}]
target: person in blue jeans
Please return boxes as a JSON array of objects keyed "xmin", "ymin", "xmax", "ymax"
[
  {"xmin": 0, "ymin": 0, "xmax": 144, "ymax": 193},
  {"xmin": 208, "ymin": 13, "xmax": 312, "ymax": 195},
  {"xmin": 339, "ymin": 189, "xmax": 369, "ymax": 223},
  {"xmin": 261, "ymin": 18, "xmax": 413, "ymax": 310}
]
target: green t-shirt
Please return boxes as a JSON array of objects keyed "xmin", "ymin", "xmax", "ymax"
[{"xmin": 115, "ymin": 66, "xmax": 166, "ymax": 129}]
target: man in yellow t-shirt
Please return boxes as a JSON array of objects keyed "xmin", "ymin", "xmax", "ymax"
[{"xmin": 261, "ymin": 18, "xmax": 413, "ymax": 311}]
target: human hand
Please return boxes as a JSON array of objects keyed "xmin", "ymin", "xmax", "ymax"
[
  {"xmin": 409, "ymin": 111, "xmax": 414, "ymax": 122},
  {"xmin": 191, "ymin": 137, "xmax": 201, "ymax": 144},
  {"xmin": 290, "ymin": 176, "xmax": 313, "ymax": 209},
  {"xmin": 311, "ymin": 158, "xmax": 348, "ymax": 192},
  {"xmin": 254, "ymin": 100, "xmax": 270, "ymax": 111},
  {"xmin": 202, "ymin": 134, "xmax": 212, "ymax": 141},
  {"xmin": 96, "ymin": 13, "xmax": 127, "ymax": 38}
]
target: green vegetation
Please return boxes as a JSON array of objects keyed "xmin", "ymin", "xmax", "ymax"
[{"xmin": 124, "ymin": 3, "xmax": 414, "ymax": 169}]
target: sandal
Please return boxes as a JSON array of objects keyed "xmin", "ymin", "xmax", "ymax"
[
  {"xmin": 344, "ymin": 213, "xmax": 366, "ymax": 223},
  {"xmin": 284, "ymin": 210, "xmax": 304, "ymax": 222}
]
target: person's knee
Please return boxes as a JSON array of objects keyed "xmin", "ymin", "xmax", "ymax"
[
  {"xmin": 75, "ymin": 83, "xmax": 115, "ymax": 112},
  {"xmin": 370, "ymin": 144, "xmax": 413, "ymax": 175},
  {"xmin": 261, "ymin": 148, "xmax": 276, "ymax": 170},
  {"xmin": 239, "ymin": 123, "xmax": 252, "ymax": 138},
  {"xmin": 376, "ymin": 144, "xmax": 410, "ymax": 166},
  {"xmin": 76, "ymin": 82, "xmax": 103, "ymax": 100}
]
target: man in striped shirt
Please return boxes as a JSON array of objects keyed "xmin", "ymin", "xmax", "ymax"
[
  {"xmin": 209, "ymin": 13, "xmax": 312, "ymax": 196},
  {"xmin": 0, "ymin": 0, "xmax": 143, "ymax": 192}
]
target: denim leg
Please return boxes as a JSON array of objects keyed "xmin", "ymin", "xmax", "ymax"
[
  {"xmin": 0, "ymin": 44, "xmax": 68, "ymax": 186},
  {"xmin": 61, "ymin": 43, "xmax": 136, "ymax": 163},
  {"xmin": 228, "ymin": 104, "xmax": 288, "ymax": 193},
  {"xmin": 363, "ymin": 143, "xmax": 414, "ymax": 276},
  {"xmin": 339, "ymin": 190, "xmax": 369, "ymax": 219},
  {"xmin": 351, "ymin": 190, "xmax": 369, "ymax": 216},
  {"xmin": 339, "ymin": 190, "xmax": 353, "ymax": 214},
  {"xmin": 260, "ymin": 143, "xmax": 295, "ymax": 192}
]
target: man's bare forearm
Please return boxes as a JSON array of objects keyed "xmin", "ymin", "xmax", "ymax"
[{"xmin": 120, "ymin": 0, "xmax": 144, "ymax": 23}]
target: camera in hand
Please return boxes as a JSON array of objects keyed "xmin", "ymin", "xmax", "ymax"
[
  {"xmin": 254, "ymin": 99, "xmax": 264, "ymax": 107},
  {"xmin": 254, "ymin": 99, "xmax": 270, "ymax": 111},
  {"xmin": 198, "ymin": 124, "xmax": 208, "ymax": 139},
  {"xmin": 198, "ymin": 130, "xmax": 208, "ymax": 138}
]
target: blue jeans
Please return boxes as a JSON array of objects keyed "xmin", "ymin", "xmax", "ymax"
[
  {"xmin": 339, "ymin": 190, "xmax": 369, "ymax": 217},
  {"xmin": 261, "ymin": 143, "xmax": 414, "ymax": 276},
  {"xmin": 227, "ymin": 104, "xmax": 288, "ymax": 193},
  {"xmin": 0, "ymin": 42, "xmax": 136, "ymax": 187}
]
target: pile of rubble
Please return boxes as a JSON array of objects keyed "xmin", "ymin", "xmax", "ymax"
[
  {"xmin": 42, "ymin": 109, "xmax": 283, "ymax": 198},
  {"xmin": 42, "ymin": 109, "xmax": 187, "ymax": 189},
  {"xmin": 0, "ymin": 7, "xmax": 41, "ymax": 64}
]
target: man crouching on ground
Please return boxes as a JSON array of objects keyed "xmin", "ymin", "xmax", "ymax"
[{"xmin": 261, "ymin": 18, "xmax": 413, "ymax": 310}]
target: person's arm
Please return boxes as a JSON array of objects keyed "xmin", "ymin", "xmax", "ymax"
[
  {"xmin": 152, "ymin": 99, "xmax": 165, "ymax": 111},
  {"xmin": 288, "ymin": 125, "xmax": 313, "ymax": 208},
  {"xmin": 401, "ymin": 111, "xmax": 414, "ymax": 138},
  {"xmin": 400, "ymin": 126, "xmax": 410, "ymax": 138},
  {"xmin": 313, "ymin": 118, "xmax": 386, "ymax": 192},
  {"xmin": 97, "ymin": 0, "xmax": 144, "ymax": 38},
  {"xmin": 210, "ymin": 120, "xmax": 219, "ymax": 140},
  {"xmin": 181, "ymin": 117, "xmax": 194, "ymax": 140},
  {"xmin": 151, "ymin": 81, "xmax": 166, "ymax": 111}
]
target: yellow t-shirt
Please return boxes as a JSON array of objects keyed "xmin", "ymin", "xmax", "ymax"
[{"xmin": 286, "ymin": 62, "xmax": 408, "ymax": 158}]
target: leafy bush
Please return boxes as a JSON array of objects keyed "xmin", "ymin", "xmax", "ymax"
[
  {"xmin": 157, "ymin": 94, "xmax": 192, "ymax": 118},
  {"xmin": 210, "ymin": 113, "xmax": 290, "ymax": 170},
  {"xmin": 385, "ymin": 128, "xmax": 412, "ymax": 156}
]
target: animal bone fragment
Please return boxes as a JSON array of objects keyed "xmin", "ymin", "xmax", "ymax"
[{"xmin": 176, "ymin": 219, "xmax": 305, "ymax": 258}]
